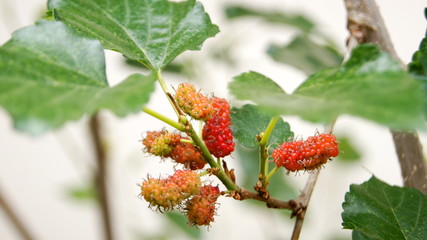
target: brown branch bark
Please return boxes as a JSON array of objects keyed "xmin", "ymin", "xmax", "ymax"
[
  {"xmin": 344, "ymin": 0, "xmax": 427, "ymax": 193},
  {"xmin": 392, "ymin": 131, "xmax": 427, "ymax": 192},
  {"xmin": 232, "ymin": 171, "xmax": 321, "ymax": 240},
  {"xmin": 232, "ymin": 188, "xmax": 297, "ymax": 210},
  {"xmin": 291, "ymin": 171, "xmax": 319, "ymax": 240},
  {"xmin": 89, "ymin": 113, "xmax": 115, "ymax": 240},
  {"xmin": 0, "ymin": 185, "xmax": 35, "ymax": 240}
]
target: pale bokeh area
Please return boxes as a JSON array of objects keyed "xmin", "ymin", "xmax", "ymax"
[{"xmin": 1, "ymin": 0, "xmax": 426, "ymax": 240}]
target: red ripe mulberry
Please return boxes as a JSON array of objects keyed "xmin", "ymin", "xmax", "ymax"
[
  {"xmin": 202, "ymin": 97, "xmax": 234, "ymax": 158},
  {"xmin": 272, "ymin": 133, "xmax": 339, "ymax": 172}
]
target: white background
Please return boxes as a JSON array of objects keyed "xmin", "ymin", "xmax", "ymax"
[{"xmin": 1, "ymin": 0, "xmax": 426, "ymax": 239}]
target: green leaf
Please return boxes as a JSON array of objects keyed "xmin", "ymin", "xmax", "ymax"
[
  {"xmin": 408, "ymin": 37, "xmax": 427, "ymax": 119},
  {"xmin": 408, "ymin": 8, "xmax": 427, "ymax": 77},
  {"xmin": 267, "ymin": 35, "xmax": 343, "ymax": 75},
  {"xmin": 352, "ymin": 230, "xmax": 371, "ymax": 240},
  {"xmin": 0, "ymin": 20, "xmax": 156, "ymax": 134},
  {"xmin": 342, "ymin": 176, "xmax": 427, "ymax": 240},
  {"xmin": 165, "ymin": 212, "xmax": 201, "ymax": 239},
  {"xmin": 49, "ymin": 0, "xmax": 219, "ymax": 70},
  {"xmin": 336, "ymin": 137, "xmax": 361, "ymax": 163},
  {"xmin": 229, "ymin": 44, "xmax": 425, "ymax": 130},
  {"xmin": 231, "ymin": 104, "xmax": 293, "ymax": 148},
  {"xmin": 225, "ymin": 5, "xmax": 314, "ymax": 33},
  {"xmin": 408, "ymin": 38, "xmax": 427, "ymax": 77}
]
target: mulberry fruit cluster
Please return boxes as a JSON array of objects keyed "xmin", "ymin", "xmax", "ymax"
[
  {"xmin": 139, "ymin": 83, "xmax": 235, "ymax": 228},
  {"xmin": 142, "ymin": 130, "xmax": 207, "ymax": 170},
  {"xmin": 185, "ymin": 185, "xmax": 220, "ymax": 226},
  {"xmin": 140, "ymin": 170, "xmax": 201, "ymax": 210},
  {"xmin": 272, "ymin": 133, "xmax": 339, "ymax": 172}
]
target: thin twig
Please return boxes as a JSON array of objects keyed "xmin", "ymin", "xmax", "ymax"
[
  {"xmin": 291, "ymin": 171, "xmax": 319, "ymax": 240},
  {"xmin": 89, "ymin": 113, "xmax": 115, "ymax": 240},
  {"xmin": 287, "ymin": 105, "xmax": 339, "ymax": 237},
  {"xmin": 232, "ymin": 188, "xmax": 297, "ymax": 210},
  {"xmin": 0, "ymin": 185, "xmax": 35, "ymax": 240},
  {"xmin": 344, "ymin": 0, "xmax": 427, "ymax": 193},
  {"xmin": 231, "ymin": 169, "xmax": 321, "ymax": 238}
]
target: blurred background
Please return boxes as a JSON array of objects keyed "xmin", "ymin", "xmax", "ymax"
[{"xmin": 1, "ymin": 0, "xmax": 426, "ymax": 239}]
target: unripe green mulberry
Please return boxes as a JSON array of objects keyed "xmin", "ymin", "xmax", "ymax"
[
  {"xmin": 140, "ymin": 170, "xmax": 201, "ymax": 211},
  {"xmin": 140, "ymin": 178, "xmax": 182, "ymax": 210},
  {"xmin": 142, "ymin": 130, "xmax": 181, "ymax": 157}
]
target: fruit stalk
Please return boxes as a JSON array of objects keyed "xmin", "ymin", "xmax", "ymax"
[
  {"xmin": 142, "ymin": 107, "xmax": 185, "ymax": 132},
  {"xmin": 259, "ymin": 116, "xmax": 279, "ymax": 185}
]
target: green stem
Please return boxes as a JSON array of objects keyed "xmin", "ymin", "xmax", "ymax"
[
  {"xmin": 155, "ymin": 69, "xmax": 169, "ymax": 93},
  {"xmin": 143, "ymin": 107, "xmax": 185, "ymax": 132},
  {"xmin": 260, "ymin": 117, "xmax": 279, "ymax": 146},
  {"xmin": 259, "ymin": 117, "xmax": 279, "ymax": 183},
  {"xmin": 259, "ymin": 144, "xmax": 268, "ymax": 182},
  {"xmin": 188, "ymin": 127, "xmax": 238, "ymax": 191},
  {"xmin": 199, "ymin": 171, "xmax": 210, "ymax": 177},
  {"xmin": 180, "ymin": 138, "xmax": 194, "ymax": 144},
  {"xmin": 216, "ymin": 157, "xmax": 225, "ymax": 172},
  {"xmin": 155, "ymin": 69, "xmax": 180, "ymax": 116},
  {"xmin": 266, "ymin": 166, "xmax": 280, "ymax": 183},
  {"xmin": 217, "ymin": 158, "xmax": 222, "ymax": 168}
]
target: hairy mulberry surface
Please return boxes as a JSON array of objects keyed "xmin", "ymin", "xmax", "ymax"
[
  {"xmin": 272, "ymin": 140, "xmax": 305, "ymax": 172},
  {"xmin": 171, "ymin": 142, "xmax": 207, "ymax": 170},
  {"xmin": 185, "ymin": 185, "xmax": 220, "ymax": 226},
  {"xmin": 170, "ymin": 170, "xmax": 202, "ymax": 196},
  {"xmin": 140, "ymin": 178, "xmax": 182, "ymax": 210},
  {"xmin": 202, "ymin": 97, "xmax": 234, "ymax": 158},
  {"xmin": 208, "ymin": 97, "xmax": 231, "ymax": 124},
  {"xmin": 142, "ymin": 130, "xmax": 181, "ymax": 157},
  {"xmin": 273, "ymin": 133, "xmax": 339, "ymax": 172},
  {"xmin": 175, "ymin": 83, "xmax": 214, "ymax": 120},
  {"xmin": 140, "ymin": 171, "xmax": 201, "ymax": 210}
]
